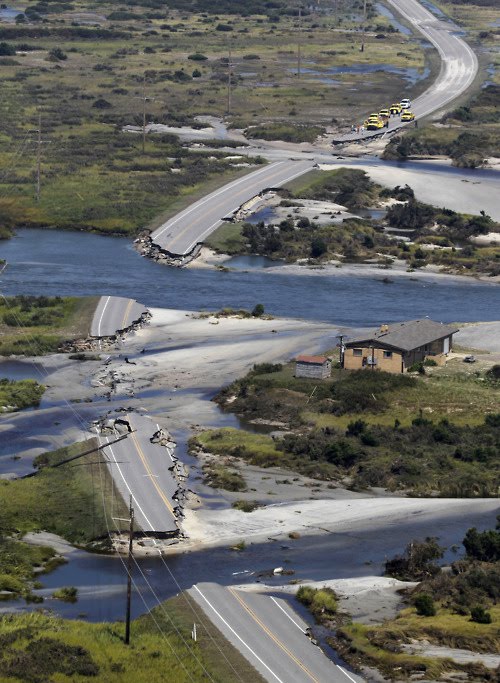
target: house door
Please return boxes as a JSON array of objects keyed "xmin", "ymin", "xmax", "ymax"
[{"xmin": 443, "ymin": 337, "xmax": 450, "ymax": 354}]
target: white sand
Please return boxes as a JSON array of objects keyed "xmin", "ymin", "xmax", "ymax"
[
  {"xmin": 177, "ymin": 497, "xmax": 499, "ymax": 553},
  {"xmin": 318, "ymin": 162, "xmax": 500, "ymax": 221}
]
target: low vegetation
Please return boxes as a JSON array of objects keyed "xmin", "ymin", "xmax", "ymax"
[
  {"xmin": 384, "ymin": 86, "xmax": 500, "ymax": 167},
  {"xmin": 0, "ymin": 379, "xmax": 45, "ymax": 411},
  {"xmin": 335, "ymin": 522, "xmax": 500, "ymax": 681},
  {"xmin": 206, "ymin": 170, "xmax": 500, "ymax": 276},
  {"xmin": 0, "ymin": 536, "xmax": 64, "ymax": 601},
  {"xmin": 0, "ymin": 439, "xmax": 128, "ymax": 550},
  {"xmin": 296, "ymin": 585, "xmax": 338, "ymax": 623},
  {"xmin": 0, "ymin": 592, "xmax": 265, "ymax": 683},
  {"xmin": 192, "ymin": 360, "xmax": 500, "ymax": 495},
  {"xmin": 0, "ymin": 0, "xmax": 429, "ymax": 236},
  {"xmin": 245, "ymin": 123, "xmax": 326, "ymax": 144},
  {"xmin": 0, "ymin": 295, "xmax": 99, "ymax": 356}
]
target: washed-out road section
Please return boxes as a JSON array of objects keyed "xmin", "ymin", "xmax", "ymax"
[
  {"xmin": 190, "ymin": 582, "xmax": 363, "ymax": 683},
  {"xmin": 97, "ymin": 413, "xmax": 184, "ymax": 535},
  {"xmin": 150, "ymin": 159, "xmax": 313, "ymax": 257},
  {"xmin": 90, "ymin": 296, "xmax": 148, "ymax": 338}
]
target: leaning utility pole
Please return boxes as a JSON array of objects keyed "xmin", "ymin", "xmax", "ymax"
[
  {"xmin": 125, "ymin": 496, "xmax": 134, "ymax": 645},
  {"xmin": 35, "ymin": 112, "xmax": 41, "ymax": 202}
]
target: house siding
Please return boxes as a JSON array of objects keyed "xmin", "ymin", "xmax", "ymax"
[
  {"xmin": 344, "ymin": 347, "xmax": 403, "ymax": 373},
  {"xmin": 295, "ymin": 360, "xmax": 331, "ymax": 379}
]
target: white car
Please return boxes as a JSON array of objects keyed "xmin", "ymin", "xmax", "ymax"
[{"xmin": 400, "ymin": 98, "xmax": 411, "ymax": 109}]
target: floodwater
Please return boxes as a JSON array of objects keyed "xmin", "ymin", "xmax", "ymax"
[
  {"xmin": 1, "ymin": 161, "xmax": 500, "ymax": 622},
  {"xmin": 289, "ymin": 64, "xmax": 430, "ymax": 86},
  {"xmin": 1, "ymin": 228, "xmax": 500, "ymax": 327}
]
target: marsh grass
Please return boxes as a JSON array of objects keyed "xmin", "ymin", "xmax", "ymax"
[
  {"xmin": 0, "ymin": 597, "xmax": 265, "ymax": 683},
  {"xmin": 0, "ymin": 439, "xmax": 129, "ymax": 545},
  {"xmin": 0, "ymin": 296, "xmax": 99, "ymax": 355}
]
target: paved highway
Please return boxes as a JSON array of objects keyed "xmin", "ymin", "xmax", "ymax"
[
  {"xmin": 98, "ymin": 413, "xmax": 184, "ymax": 534},
  {"xmin": 190, "ymin": 582, "xmax": 363, "ymax": 683},
  {"xmin": 150, "ymin": 160, "xmax": 313, "ymax": 256},
  {"xmin": 333, "ymin": 0, "xmax": 478, "ymax": 142},
  {"xmin": 90, "ymin": 296, "xmax": 149, "ymax": 338}
]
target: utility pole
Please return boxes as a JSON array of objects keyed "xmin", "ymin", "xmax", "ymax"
[
  {"xmin": 227, "ymin": 43, "xmax": 232, "ymax": 115},
  {"xmin": 361, "ymin": 0, "xmax": 367, "ymax": 53},
  {"xmin": 125, "ymin": 496, "xmax": 134, "ymax": 645},
  {"xmin": 337, "ymin": 334, "xmax": 345, "ymax": 368},
  {"xmin": 297, "ymin": 6, "xmax": 302, "ymax": 79},
  {"xmin": 142, "ymin": 77, "xmax": 147, "ymax": 154},
  {"xmin": 36, "ymin": 112, "xmax": 41, "ymax": 202}
]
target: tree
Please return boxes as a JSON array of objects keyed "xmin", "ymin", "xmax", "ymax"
[
  {"xmin": 310, "ymin": 237, "xmax": 327, "ymax": 258},
  {"xmin": 463, "ymin": 527, "xmax": 500, "ymax": 562},
  {"xmin": 252, "ymin": 303, "xmax": 264, "ymax": 317},
  {"xmin": 414, "ymin": 593, "xmax": 436, "ymax": 616},
  {"xmin": 0, "ymin": 42, "xmax": 16, "ymax": 56}
]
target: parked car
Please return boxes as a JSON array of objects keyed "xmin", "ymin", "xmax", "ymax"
[
  {"xmin": 401, "ymin": 110, "xmax": 415, "ymax": 122},
  {"xmin": 463, "ymin": 355, "xmax": 476, "ymax": 363},
  {"xmin": 400, "ymin": 98, "xmax": 411, "ymax": 109},
  {"xmin": 390, "ymin": 103, "xmax": 402, "ymax": 115}
]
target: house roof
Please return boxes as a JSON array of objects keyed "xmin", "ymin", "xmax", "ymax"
[
  {"xmin": 345, "ymin": 319, "xmax": 459, "ymax": 353},
  {"xmin": 296, "ymin": 355, "xmax": 329, "ymax": 365}
]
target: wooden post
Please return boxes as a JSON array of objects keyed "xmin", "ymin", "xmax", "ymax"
[{"xmin": 125, "ymin": 496, "xmax": 134, "ymax": 645}]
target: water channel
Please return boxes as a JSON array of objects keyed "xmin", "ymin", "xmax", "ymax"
[{"xmin": 1, "ymin": 159, "xmax": 500, "ymax": 623}]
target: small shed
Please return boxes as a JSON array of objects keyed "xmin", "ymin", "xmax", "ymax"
[{"xmin": 295, "ymin": 355, "xmax": 331, "ymax": 379}]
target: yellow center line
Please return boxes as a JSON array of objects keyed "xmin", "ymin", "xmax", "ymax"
[
  {"xmin": 120, "ymin": 298, "xmax": 134, "ymax": 331},
  {"xmin": 129, "ymin": 426, "xmax": 175, "ymax": 519},
  {"xmin": 228, "ymin": 588, "xmax": 320, "ymax": 683},
  {"xmin": 169, "ymin": 163, "xmax": 303, "ymax": 246}
]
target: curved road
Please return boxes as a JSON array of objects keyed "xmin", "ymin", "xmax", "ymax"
[
  {"xmin": 150, "ymin": 160, "xmax": 313, "ymax": 257},
  {"xmin": 333, "ymin": 0, "xmax": 478, "ymax": 142},
  {"xmin": 150, "ymin": 0, "xmax": 479, "ymax": 258}
]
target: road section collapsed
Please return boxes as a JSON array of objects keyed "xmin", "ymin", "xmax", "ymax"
[{"xmin": 95, "ymin": 412, "xmax": 188, "ymax": 545}]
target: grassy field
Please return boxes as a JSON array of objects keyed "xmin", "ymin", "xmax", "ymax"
[
  {"xmin": 0, "ymin": 295, "xmax": 99, "ymax": 355},
  {"xmin": 0, "ymin": 0, "xmax": 431, "ymax": 234},
  {"xmin": 0, "ymin": 439, "xmax": 129, "ymax": 547},
  {"xmin": 193, "ymin": 358, "xmax": 500, "ymax": 494},
  {"xmin": 0, "ymin": 594, "xmax": 265, "ymax": 682}
]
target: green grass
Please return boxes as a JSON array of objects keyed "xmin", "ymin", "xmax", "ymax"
[
  {"xmin": 0, "ymin": 0, "xmax": 430, "ymax": 237},
  {"xmin": 0, "ymin": 379, "xmax": 45, "ymax": 411},
  {"xmin": 205, "ymin": 361, "xmax": 500, "ymax": 494},
  {"xmin": 205, "ymin": 221, "xmax": 247, "ymax": 254},
  {"xmin": 0, "ymin": 296, "xmax": 99, "ymax": 356},
  {"xmin": 0, "ymin": 439, "xmax": 129, "ymax": 547},
  {"xmin": 0, "ymin": 536, "xmax": 64, "ymax": 600},
  {"xmin": 337, "ymin": 606, "xmax": 500, "ymax": 679},
  {"xmin": 0, "ymin": 597, "xmax": 265, "ymax": 683}
]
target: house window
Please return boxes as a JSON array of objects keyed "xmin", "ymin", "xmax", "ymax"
[
  {"xmin": 383, "ymin": 351, "xmax": 393, "ymax": 359},
  {"xmin": 353, "ymin": 348, "xmax": 362, "ymax": 357}
]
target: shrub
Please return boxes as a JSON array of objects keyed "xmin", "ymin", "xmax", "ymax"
[
  {"xmin": 48, "ymin": 47, "xmax": 67, "ymax": 61},
  {"xmin": 486, "ymin": 365, "xmax": 500, "ymax": 381},
  {"xmin": 52, "ymin": 586, "xmax": 78, "ymax": 602},
  {"xmin": 252, "ymin": 303, "xmax": 265, "ymax": 317},
  {"xmin": 296, "ymin": 586, "xmax": 337, "ymax": 621},
  {"xmin": 463, "ymin": 527, "xmax": 500, "ymax": 562},
  {"xmin": 470, "ymin": 605, "xmax": 492, "ymax": 624},
  {"xmin": 414, "ymin": 593, "xmax": 436, "ymax": 616},
  {"xmin": 188, "ymin": 52, "xmax": 208, "ymax": 60},
  {"xmin": 0, "ymin": 42, "xmax": 16, "ymax": 56}
]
